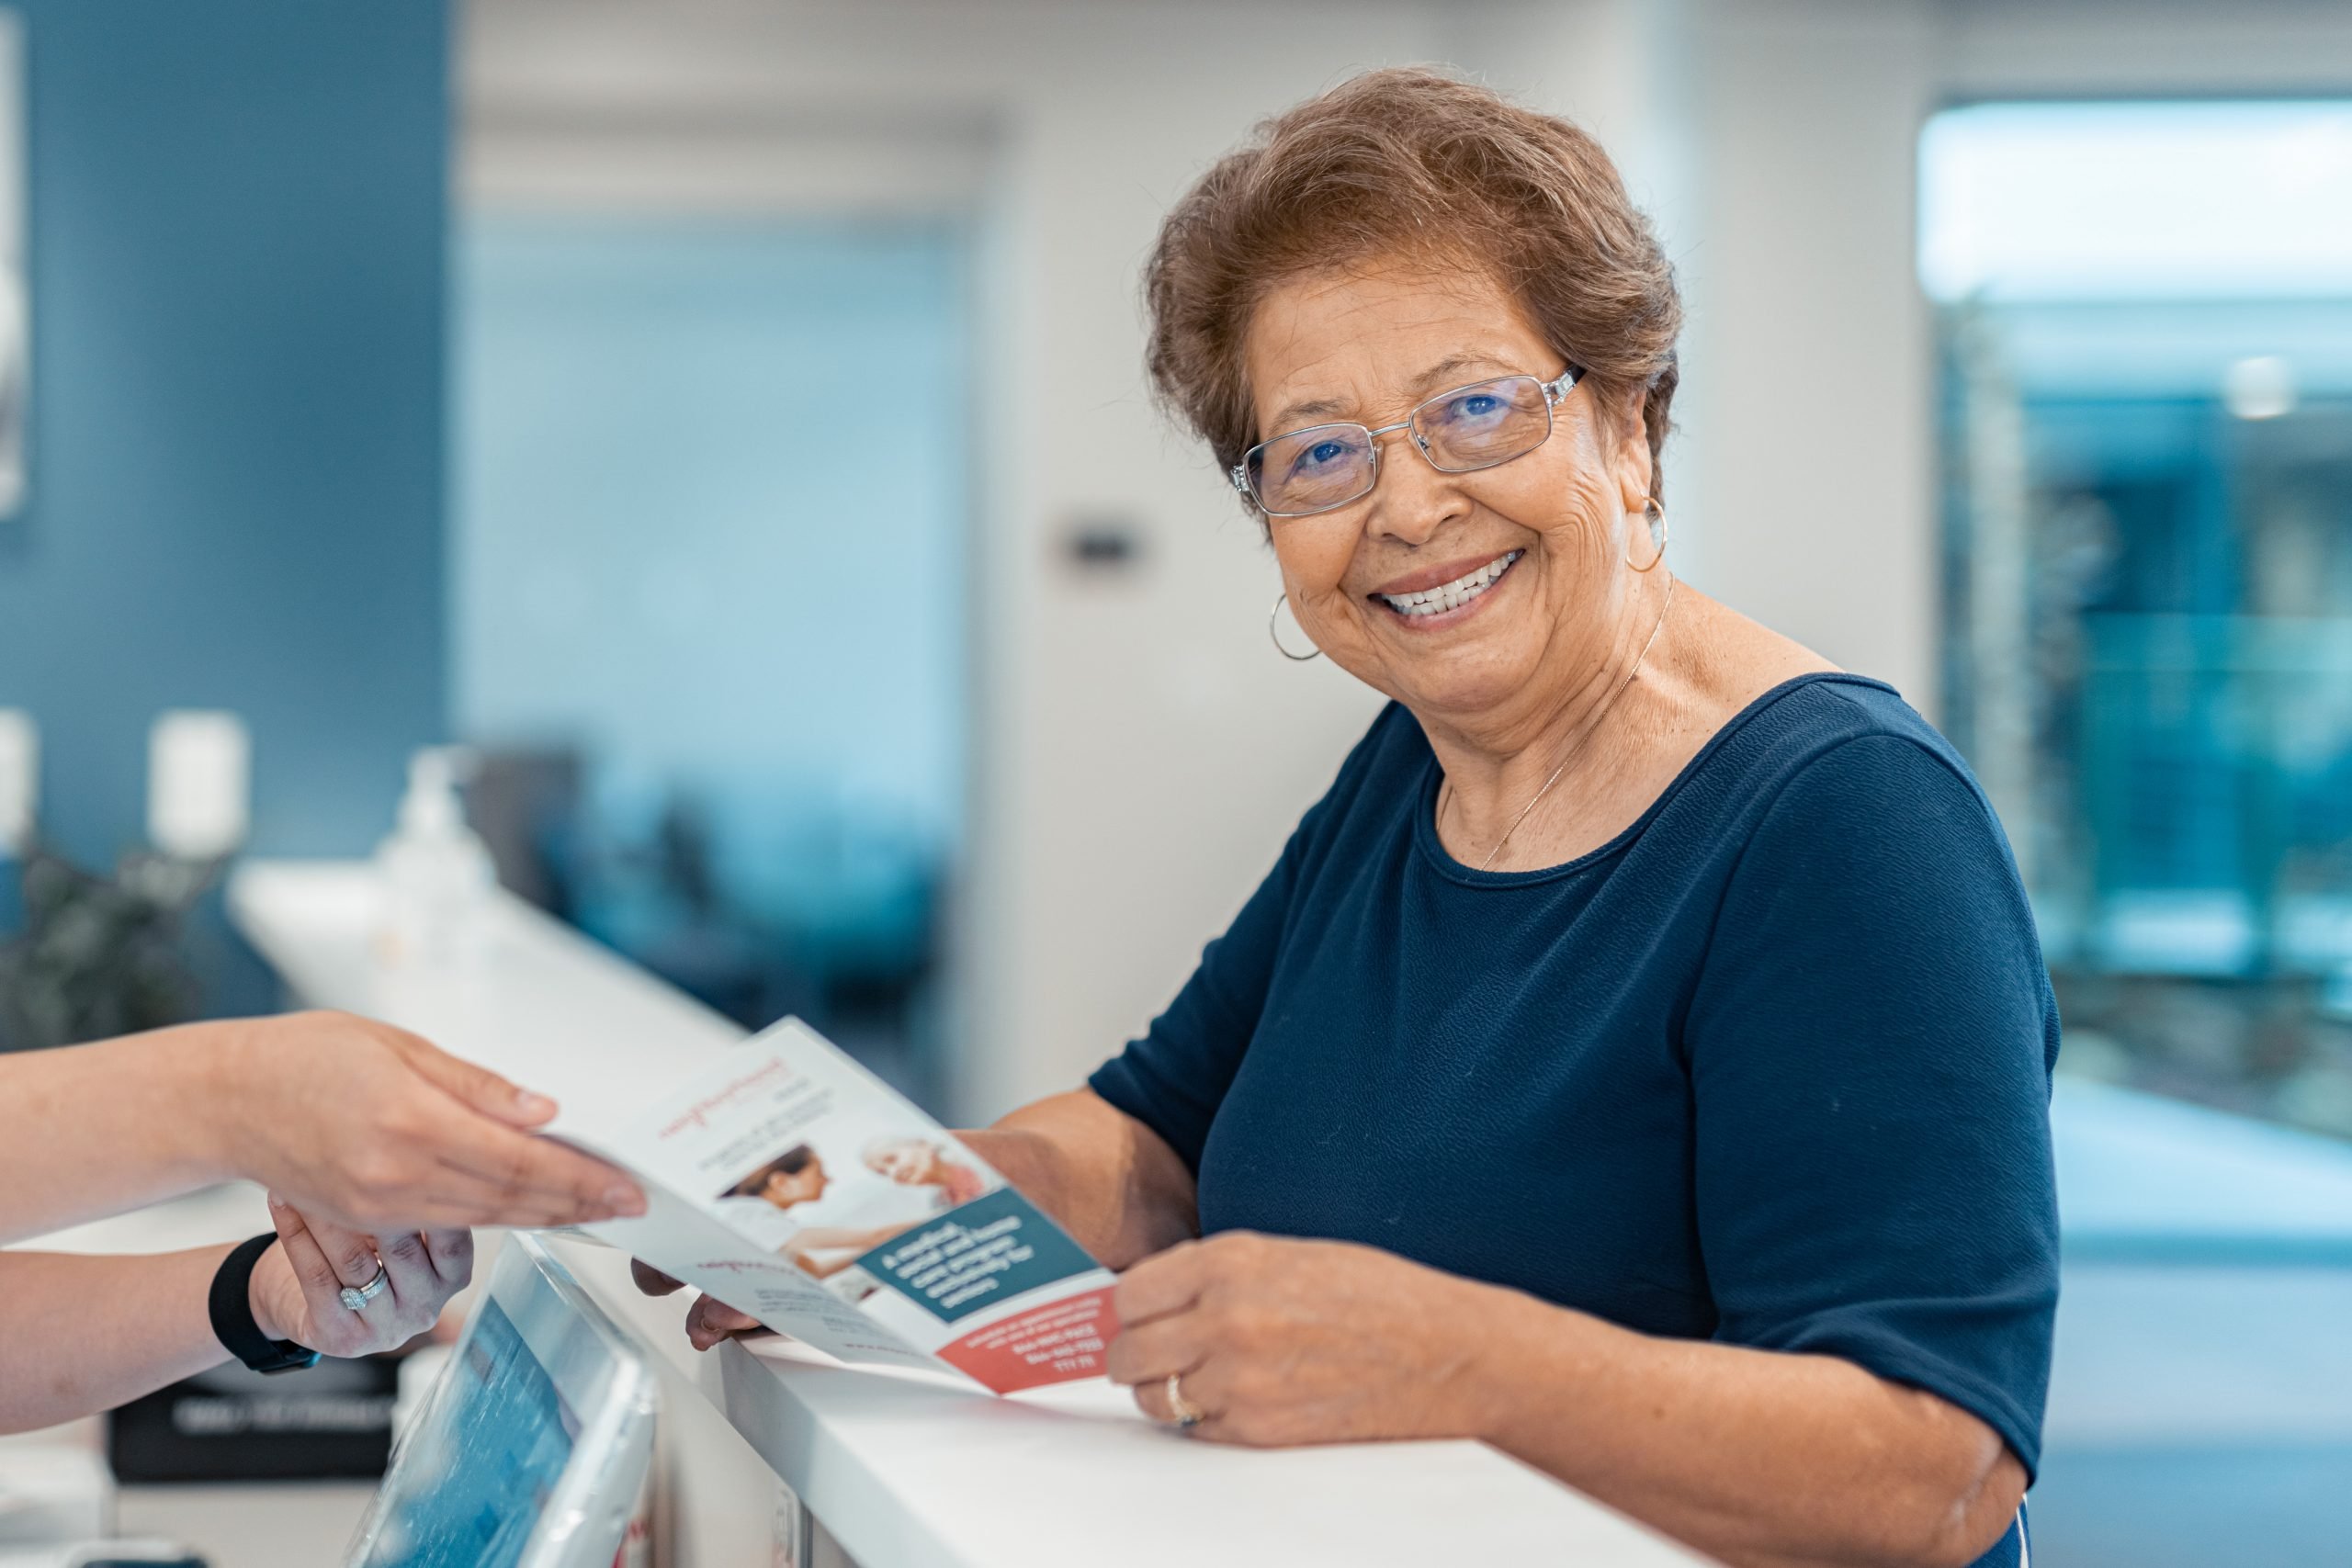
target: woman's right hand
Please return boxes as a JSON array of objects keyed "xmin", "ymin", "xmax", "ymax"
[{"xmin": 213, "ymin": 1011, "xmax": 646, "ymax": 1233}]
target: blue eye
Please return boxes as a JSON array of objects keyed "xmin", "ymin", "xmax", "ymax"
[
  {"xmin": 1451, "ymin": 393, "xmax": 1504, "ymax": 421},
  {"xmin": 1288, "ymin": 434, "xmax": 1363, "ymax": 479}
]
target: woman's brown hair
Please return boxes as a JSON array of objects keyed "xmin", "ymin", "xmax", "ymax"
[
  {"xmin": 724, "ymin": 1144, "xmax": 816, "ymax": 1200},
  {"xmin": 1144, "ymin": 67, "xmax": 1682, "ymax": 508}
]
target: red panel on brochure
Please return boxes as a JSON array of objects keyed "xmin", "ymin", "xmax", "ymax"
[{"xmin": 934, "ymin": 1287, "xmax": 1121, "ymax": 1393}]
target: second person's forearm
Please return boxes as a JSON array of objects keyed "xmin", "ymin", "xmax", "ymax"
[
  {"xmin": 0, "ymin": 1027, "xmax": 248, "ymax": 1244},
  {"xmin": 0, "ymin": 1248, "xmax": 238, "ymax": 1434}
]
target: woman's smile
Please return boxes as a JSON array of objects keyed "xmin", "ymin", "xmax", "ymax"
[{"xmin": 1367, "ymin": 547, "xmax": 1523, "ymax": 629}]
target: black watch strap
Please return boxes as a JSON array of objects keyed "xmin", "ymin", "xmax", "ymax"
[{"xmin": 209, "ymin": 1232, "xmax": 322, "ymax": 1375}]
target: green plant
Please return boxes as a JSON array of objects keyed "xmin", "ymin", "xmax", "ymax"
[{"xmin": 0, "ymin": 846, "xmax": 217, "ymax": 1052}]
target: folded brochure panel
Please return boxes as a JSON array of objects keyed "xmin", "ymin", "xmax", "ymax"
[{"xmin": 558, "ymin": 1018, "xmax": 1120, "ymax": 1393}]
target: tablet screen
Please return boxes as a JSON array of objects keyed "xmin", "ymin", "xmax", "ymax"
[{"xmin": 354, "ymin": 1301, "xmax": 578, "ymax": 1568}]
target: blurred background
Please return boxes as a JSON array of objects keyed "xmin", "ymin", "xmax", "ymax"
[{"xmin": 0, "ymin": 1, "xmax": 2348, "ymax": 1563}]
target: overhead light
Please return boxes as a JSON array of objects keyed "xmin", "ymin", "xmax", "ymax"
[
  {"xmin": 1918, "ymin": 101, "xmax": 2352, "ymax": 302},
  {"xmin": 2223, "ymin": 355, "xmax": 2298, "ymax": 421}
]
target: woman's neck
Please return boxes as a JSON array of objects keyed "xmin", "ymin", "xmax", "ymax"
[
  {"xmin": 1424, "ymin": 582, "xmax": 1843, "ymax": 873},
  {"xmin": 1425, "ymin": 570, "xmax": 1686, "ymax": 871}
]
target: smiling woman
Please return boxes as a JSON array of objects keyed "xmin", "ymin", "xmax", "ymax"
[{"xmin": 658, "ymin": 68, "xmax": 2058, "ymax": 1568}]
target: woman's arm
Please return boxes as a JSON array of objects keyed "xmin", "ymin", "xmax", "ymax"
[
  {"xmin": 1107, "ymin": 1233, "xmax": 2023, "ymax": 1568},
  {"xmin": 0, "ymin": 1199, "xmax": 469, "ymax": 1436},
  {"xmin": 0, "ymin": 1013, "xmax": 640, "ymax": 1244},
  {"xmin": 966, "ymin": 1089, "xmax": 1197, "ymax": 1268},
  {"xmin": 1476, "ymin": 1281, "xmax": 2025, "ymax": 1568}
]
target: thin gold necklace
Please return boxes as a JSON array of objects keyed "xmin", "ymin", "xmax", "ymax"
[{"xmin": 1442, "ymin": 570, "xmax": 1678, "ymax": 873}]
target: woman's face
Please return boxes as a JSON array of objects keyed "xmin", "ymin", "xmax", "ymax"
[
  {"xmin": 763, "ymin": 1156, "xmax": 829, "ymax": 1209},
  {"xmin": 869, "ymin": 1143, "xmax": 935, "ymax": 1186},
  {"xmin": 1243, "ymin": 260, "xmax": 1654, "ymax": 735}
]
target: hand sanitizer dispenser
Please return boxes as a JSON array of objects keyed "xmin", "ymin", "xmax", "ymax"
[{"xmin": 376, "ymin": 747, "xmax": 495, "ymax": 969}]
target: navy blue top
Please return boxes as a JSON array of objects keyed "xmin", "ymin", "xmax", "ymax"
[{"xmin": 1091, "ymin": 674, "xmax": 2060, "ymax": 1529}]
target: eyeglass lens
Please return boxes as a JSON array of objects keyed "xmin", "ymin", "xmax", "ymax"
[{"xmin": 1246, "ymin": 375, "xmax": 1555, "ymax": 517}]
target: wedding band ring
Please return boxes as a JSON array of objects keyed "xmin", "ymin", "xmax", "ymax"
[
  {"xmin": 338, "ymin": 1262, "xmax": 390, "ymax": 1314},
  {"xmin": 1166, "ymin": 1372, "xmax": 1204, "ymax": 1429}
]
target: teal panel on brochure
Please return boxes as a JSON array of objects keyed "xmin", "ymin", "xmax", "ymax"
[{"xmin": 858, "ymin": 1187, "xmax": 1097, "ymax": 1325}]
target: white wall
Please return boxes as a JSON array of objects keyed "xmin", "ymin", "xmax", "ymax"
[
  {"xmin": 462, "ymin": 0, "xmax": 2352, "ymax": 1119},
  {"xmin": 1679, "ymin": 1, "xmax": 1940, "ymax": 702}
]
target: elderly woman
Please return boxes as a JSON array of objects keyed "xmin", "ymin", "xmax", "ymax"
[
  {"xmin": 865, "ymin": 1134, "xmax": 989, "ymax": 1208},
  {"xmin": 680, "ymin": 71, "xmax": 2056, "ymax": 1568}
]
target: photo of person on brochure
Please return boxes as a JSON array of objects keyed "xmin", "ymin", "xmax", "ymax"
[
  {"xmin": 712, "ymin": 1142, "xmax": 932, "ymax": 1280},
  {"xmin": 863, "ymin": 1134, "xmax": 989, "ymax": 1209}
]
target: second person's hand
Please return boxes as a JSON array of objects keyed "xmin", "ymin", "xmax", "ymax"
[
  {"xmin": 248, "ymin": 1195, "xmax": 471, "ymax": 1359},
  {"xmin": 210, "ymin": 1012, "xmax": 646, "ymax": 1233}
]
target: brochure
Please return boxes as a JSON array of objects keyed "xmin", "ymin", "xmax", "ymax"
[{"xmin": 558, "ymin": 1018, "xmax": 1119, "ymax": 1394}]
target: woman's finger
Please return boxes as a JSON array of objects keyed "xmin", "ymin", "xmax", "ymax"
[
  {"xmin": 1131, "ymin": 1359, "xmax": 1224, "ymax": 1432},
  {"xmin": 1111, "ymin": 1241, "xmax": 1208, "ymax": 1328},
  {"xmin": 687, "ymin": 1294, "xmax": 762, "ymax": 1337},
  {"xmin": 1102, "ymin": 1314, "xmax": 1204, "ymax": 1387},
  {"xmin": 684, "ymin": 1294, "xmax": 766, "ymax": 1351},
  {"xmin": 632, "ymin": 1259, "xmax": 683, "ymax": 1296},
  {"xmin": 1132, "ymin": 1375, "xmax": 1176, "ymax": 1423}
]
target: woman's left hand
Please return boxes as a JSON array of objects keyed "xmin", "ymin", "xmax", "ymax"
[
  {"xmin": 248, "ymin": 1194, "xmax": 472, "ymax": 1359},
  {"xmin": 1106, "ymin": 1231, "xmax": 1497, "ymax": 1446}
]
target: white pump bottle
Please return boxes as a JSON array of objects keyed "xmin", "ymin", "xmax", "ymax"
[{"xmin": 376, "ymin": 747, "xmax": 495, "ymax": 969}]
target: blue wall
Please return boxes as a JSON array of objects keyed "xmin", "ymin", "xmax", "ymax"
[{"xmin": 0, "ymin": 2, "xmax": 448, "ymax": 889}]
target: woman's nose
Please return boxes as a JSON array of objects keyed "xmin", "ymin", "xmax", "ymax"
[{"xmin": 1367, "ymin": 439, "xmax": 1469, "ymax": 547}]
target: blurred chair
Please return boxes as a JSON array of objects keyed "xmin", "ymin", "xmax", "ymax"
[{"xmin": 463, "ymin": 747, "xmax": 584, "ymax": 922}]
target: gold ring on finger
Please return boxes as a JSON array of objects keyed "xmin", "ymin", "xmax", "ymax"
[{"xmin": 1166, "ymin": 1371, "xmax": 1204, "ymax": 1430}]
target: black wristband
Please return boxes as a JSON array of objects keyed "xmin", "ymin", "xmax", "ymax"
[{"xmin": 208, "ymin": 1233, "xmax": 321, "ymax": 1375}]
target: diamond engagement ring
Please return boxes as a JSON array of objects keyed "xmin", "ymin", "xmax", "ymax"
[
  {"xmin": 1166, "ymin": 1372, "xmax": 1204, "ymax": 1430},
  {"xmin": 338, "ymin": 1263, "xmax": 390, "ymax": 1314}
]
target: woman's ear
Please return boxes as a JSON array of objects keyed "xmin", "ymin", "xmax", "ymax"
[{"xmin": 1607, "ymin": 381, "xmax": 1655, "ymax": 512}]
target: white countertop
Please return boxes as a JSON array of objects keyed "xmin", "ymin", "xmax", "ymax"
[{"xmin": 225, "ymin": 860, "xmax": 1711, "ymax": 1568}]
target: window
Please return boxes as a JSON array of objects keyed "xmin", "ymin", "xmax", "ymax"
[
  {"xmin": 1925, "ymin": 102, "xmax": 2352, "ymax": 1140},
  {"xmin": 457, "ymin": 217, "xmax": 970, "ymax": 1102}
]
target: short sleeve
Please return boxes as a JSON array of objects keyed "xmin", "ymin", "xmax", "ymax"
[{"xmin": 1685, "ymin": 733, "xmax": 2061, "ymax": 1479}]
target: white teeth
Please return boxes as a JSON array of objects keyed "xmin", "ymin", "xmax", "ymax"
[{"xmin": 1376, "ymin": 551, "xmax": 1521, "ymax": 617}]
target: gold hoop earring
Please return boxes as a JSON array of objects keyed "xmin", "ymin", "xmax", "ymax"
[
  {"xmin": 1627, "ymin": 496, "xmax": 1668, "ymax": 573},
  {"xmin": 1269, "ymin": 592, "xmax": 1322, "ymax": 661}
]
